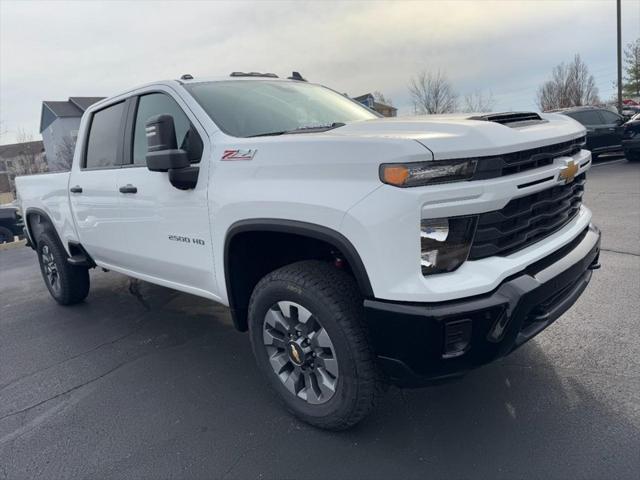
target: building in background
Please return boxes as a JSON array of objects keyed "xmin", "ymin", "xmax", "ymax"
[
  {"xmin": 39, "ymin": 97, "xmax": 104, "ymax": 172},
  {"xmin": 0, "ymin": 141, "xmax": 46, "ymax": 203},
  {"xmin": 353, "ymin": 93, "xmax": 397, "ymax": 117}
]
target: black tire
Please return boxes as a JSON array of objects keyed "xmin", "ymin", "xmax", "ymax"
[
  {"xmin": 0, "ymin": 226, "xmax": 14, "ymax": 244},
  {"xmin": 626, "ymin": 151, "xmax": 640, "ymax": 162},
  {"xmin": 37, "ymin": 231, "xmax": 90, "ymax": 305},
  {"xmin": 248, "ymin": 260, "xmax": 384, "ymax": 430}
]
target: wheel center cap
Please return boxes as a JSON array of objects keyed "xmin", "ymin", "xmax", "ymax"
[{"xmin": 287, "ymin": 341, "xmax": 305, "ymax": 366}]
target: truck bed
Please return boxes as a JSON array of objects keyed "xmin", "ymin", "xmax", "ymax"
[{"xmin": 15, "ymin": 172, "xmax": 78, "ymax": 252}]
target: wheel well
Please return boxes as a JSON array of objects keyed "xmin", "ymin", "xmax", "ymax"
[
  {"xmin": 25, "ymin": 210, "xmax": 86, "ymax": 258},
  {"xmin": 26, "ymin": 211, "xmax": 53, "ymax": 249},
  {"xmin": 224, "ymin": 221, "xmax": 373, "ymax": 331}
]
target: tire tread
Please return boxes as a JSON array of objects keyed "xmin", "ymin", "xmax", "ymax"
[{"xmin": 249, "ymin": 260, "xmax": 384, "ymax": 430}]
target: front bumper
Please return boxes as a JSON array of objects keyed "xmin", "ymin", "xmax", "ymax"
[{"xmin": 365, "ymin": 223, "xmax": 601, "ymax": 387}]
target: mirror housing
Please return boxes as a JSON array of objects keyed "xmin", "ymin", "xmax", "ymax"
[{"xmin": 145, "ymin": 114, "xmax": 198, "ymax": 189}]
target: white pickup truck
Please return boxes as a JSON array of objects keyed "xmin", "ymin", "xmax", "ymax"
[{"xmin": 16, "ymin": 73, "xmax": 601, "ymax": 430}]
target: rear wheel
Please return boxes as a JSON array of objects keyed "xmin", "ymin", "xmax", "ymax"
[
  {"xmin": 37, "ymin": 232, "xmax": 90, "ymax": 305},
  {"xmin": 0, "ymin": 226, "xmax": 13, "ymax": 244},
  {"xmin": 248, "ymin": 260, "xmax": 384, "ymax": 430},
  {"xmin": 626, "ymin": 151, "xmax": 640, "ymax": 162}
]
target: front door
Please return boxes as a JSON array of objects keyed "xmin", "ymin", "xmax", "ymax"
[
  {"xmin": 114, "ymin": 90, "xmax": 216, "ymax": 297},
  {"xmin": 567, "ymin": 109, "xmax": 608, "ymax": 152},
  {"xmin": 598, "ymin": 109, "xmax": 625, "ymax": 150},
  {"xmin": 68, "ymin": 100, "xmax": 126, "ymax": 265}
]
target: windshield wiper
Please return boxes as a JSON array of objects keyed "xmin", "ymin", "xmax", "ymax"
[{"xmin": 248, "ymin": 122, "xmax": 346, "ymax": 138}]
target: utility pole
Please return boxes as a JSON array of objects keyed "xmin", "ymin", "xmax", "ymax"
[{"xmin": 617, "ymin": 0, "xmax": 622, "ymax": 112}]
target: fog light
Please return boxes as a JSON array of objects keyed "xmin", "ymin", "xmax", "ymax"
[{"xmin": 443, "ymin": 319, "xmax": 472, "ymax": 359}]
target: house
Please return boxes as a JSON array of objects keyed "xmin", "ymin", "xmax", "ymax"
[
  {"xmin": 353, "ymin": 93, "xmax": 397, "ymax": 117},
  {"xmin": 0, "ymin": 140, "xmax": 46, "ymax": 203},
  {"xmin": 40, "ymin": 97, "xmax": 104, "ymax": 172}
]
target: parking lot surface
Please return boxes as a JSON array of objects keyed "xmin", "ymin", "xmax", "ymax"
[{"xmin": 1, "ymin": 160, "xmax": 639, "ymax": 480}]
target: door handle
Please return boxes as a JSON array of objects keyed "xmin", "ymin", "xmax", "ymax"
[
  {"xmin": 70, "ymin": 185, "xmax": 83, "ymax": 193},
  {"xmin": 119, "ymin": 184, "xmax": 138, "ymax": 194}
]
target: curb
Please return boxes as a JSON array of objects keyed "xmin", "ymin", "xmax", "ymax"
[{"xmin": 0, "ymin": 239, "xmax": 27, "ymax": 251}]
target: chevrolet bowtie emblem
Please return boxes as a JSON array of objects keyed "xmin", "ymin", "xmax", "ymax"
[
  {"xmin": 559, "ymin": 161, "xmax": 579, "ymax": 184},
  {"xmin": 290, "ymin": 344, "xmax": 301, "ymax": 364}
]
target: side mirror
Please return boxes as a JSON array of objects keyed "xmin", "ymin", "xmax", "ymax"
[
  {"xmin": 145, "ymin": 114, "xmax": 198, "ymax": 190},
  {"xmin": 145, "ymin": 114, "xmax": 190, "ymax": 172}
]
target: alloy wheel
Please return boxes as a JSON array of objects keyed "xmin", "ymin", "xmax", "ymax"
[
  {"xmin": 41, "ymin": 245, "xmax": 60, "ymax": 294},
  {"xmin": 262, "ymin": 301, "xmax": 339, "ymax": 404}
]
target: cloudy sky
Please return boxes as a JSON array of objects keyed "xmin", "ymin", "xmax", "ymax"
[{"xmin": 1, "ymin": 0, "xmax": 639, "ymax": 144}]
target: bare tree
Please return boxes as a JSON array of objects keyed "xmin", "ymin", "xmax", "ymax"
[
  {"xmin": 55, "ymin": 135, "xmax": 77, "ymax": 171},
  {"xmin": 6, "ymin": 130, "xmax": 48, "ymax": 196},
  {"xmin": 409, "ymin": 70, "xmax": 458, "ymax": 114},
  {"xmin": 372, "ymin": 91, "xmax": 393, "ymax": 106},
  {"xmin": 536, "ymin": 54, "xmax": 600, "ymax": 111},
  {"xmin": 0, "ymin": 121, "xmax": 8, "ymax": 143},
  {"xmin": 463, "ymin": 90, "xmax": 495, "ymax": 113},
  {"xmin": 623, "ymin": 38, "xmax": 640, "ymax": 97}
]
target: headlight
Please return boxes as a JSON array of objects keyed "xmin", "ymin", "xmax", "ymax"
[
  {"xmin": 380, "ymin": 159, "xmax": 477, "ymax": 187},
  {"xmin": 421, "ymin": 216, "xmax": 477, "ymax": 275}
]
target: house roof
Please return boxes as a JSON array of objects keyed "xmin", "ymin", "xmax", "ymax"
[
  {"xmin": 0, "ymin": 140, "xmax": 44, "ymax": 160},
  {"xmin": 40, "ymin": 96, "xmax": 105, "ymax": 133},
  {"xmin": 69, "ymin": 97, "xmax": 106, "ymax": 111},
  {"xmin": 353, "ymin": 93, "xmax": 397, "ymax": 112},
  {"xmin": 353, "ymin": 93, "xmax": 374, "ymax": 102}
]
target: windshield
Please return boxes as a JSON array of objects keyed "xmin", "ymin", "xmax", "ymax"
[{"xmin": 185, "ymin": 80, "xmax": 378, "ymax": 138}]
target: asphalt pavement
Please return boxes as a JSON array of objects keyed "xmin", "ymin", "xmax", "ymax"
[{"xmin": 1, "ymin": 159, "xmax": 639, "ymax": 480}]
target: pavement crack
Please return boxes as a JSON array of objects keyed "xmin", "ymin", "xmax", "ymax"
[
  {"xmin": 599, "ymin": 248, "xmax": 640, "ymax": 257},
  {"xmin": 0, "ymin": 327, "xmax": 143, "ymax": 392},
  {"xmin": 129, "ymin": 278, "xmax": 151, "ymax": 310},
  {"xmin": 0, "ymin": 357, "xmax": 141, "ymax": 422}
]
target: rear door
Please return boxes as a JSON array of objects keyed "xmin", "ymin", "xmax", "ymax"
[
  {"xmin": 113, "ymin": 88, "xmax": 216, "ymax": 296},
  {"xmin": 68, "ymin": 100, "xmax": 126, "ymax": 265}
]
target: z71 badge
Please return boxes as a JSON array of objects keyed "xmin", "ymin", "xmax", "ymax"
[{"xmin": 221, "ymin": 149, "xmax": 256, "ymax": 161}]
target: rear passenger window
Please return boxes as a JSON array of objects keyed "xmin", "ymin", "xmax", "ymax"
[
  {"xmin": 566, "ymin": 110, "xmax": 602, "ymax": 126},
  {"xmin": 85, "ymin": 102, "xmax": 125, "ymax": 168},
  {"xmin": 132, "ymin": 93, "xmax": 203, "ymax": 165}
]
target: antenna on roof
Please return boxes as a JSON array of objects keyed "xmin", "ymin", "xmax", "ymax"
[
  {"xmin": 287, "ymin": 71, "xmax": 307, "ymax": 82},
  {"xmin": 180, "ymin": 74, "xmax": 194, "ymax": 80}
]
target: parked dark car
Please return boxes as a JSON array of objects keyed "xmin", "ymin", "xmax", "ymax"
[
  {"xmin": 556, "ymin": 106, "xmax": 625, "ymax": 160},
  {"xmin": 622, "ymin": 113, "xmax": 640, "ymax": 162},
  {"xmin": 0, "ymin": 205, "xmax": 23, "ymax": 243}
]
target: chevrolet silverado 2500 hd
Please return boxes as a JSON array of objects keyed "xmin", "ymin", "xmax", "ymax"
[{"xmin": 16, "ymin": 73, "xmax": 601, "ymax": 430}]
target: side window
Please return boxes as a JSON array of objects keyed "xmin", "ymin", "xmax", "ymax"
[
  {"xmin": 132, "ymin": 93, "xmax": 203, "ymax": 165},
  {"xmin": 566, "ymin": 110, "xmax": 603, "ymax": 126},
  {"xmin": 85, "ymin": 102, "xmax": 125, "ymax": 169},
  {"xmin": 600, "ymin": 110, "xmax": 621, "ymax": 124}
]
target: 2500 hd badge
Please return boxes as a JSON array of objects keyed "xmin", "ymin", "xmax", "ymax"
[{"xmin": 168, "ymin": 234, "xmax": 205, "ymax": 246}]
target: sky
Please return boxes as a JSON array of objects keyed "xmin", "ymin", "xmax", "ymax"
[{"xmin": 1, "ymin": 0, "xmax": 639, "ymax": 145}]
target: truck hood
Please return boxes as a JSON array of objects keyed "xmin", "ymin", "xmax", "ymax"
[{"xmin": 326, "ymin": 112, "xmax": 586, "ymax": 159}]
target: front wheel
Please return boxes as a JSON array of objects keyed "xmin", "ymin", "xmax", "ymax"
[{"xmin": 248, "ymin": 260, "xmax": 384, "ymax": 430}]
